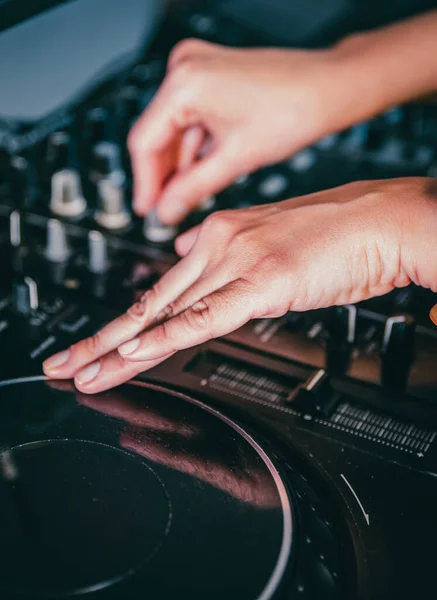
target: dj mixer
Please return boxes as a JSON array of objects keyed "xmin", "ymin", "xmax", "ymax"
[{"xmin": 1, "ymin": 3, "xmax": 437, "ymax": 599}]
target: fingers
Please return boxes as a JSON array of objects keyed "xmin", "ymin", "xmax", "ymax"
[
  {"xmin": 177, "ymin": 125, "xmax": 206, "ymax": 172},
  {"xmin": 43, "ymin": 250, "xmax": 206, "ymax": 381},
  {"xmin": 167, "ymin": 38, "xmax": 220, "ymax": 72},
  {"xmin": 118, "ymin": 279, "xmax": 263, "ymax": 362},
  {"xmin": 74, "ymin": 349, "xmax": 175, "ymax": 394},
  {"xmin": 156, "ymin": 144, "xmax": 241, "ymax": 224},
  {"xmin": 175, "ymin": 225, "xmax": 201, "ymax": 257}
]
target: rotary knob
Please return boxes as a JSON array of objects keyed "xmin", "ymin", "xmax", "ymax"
[
  {"xmin": 380, "ymin": 313, "xmax": 415, "ymax": 394},
  {"xmin": 84, "ymin": 107, "xmax": 110, "ymax": 145},
  {"xmin": 143, "ymin": 208, "xmax": 178, "ymax": 243},
  {"xmin": 48, "ymin": 132, "xmax": 86, "ymax": 218},
  {"xmin": 95, "ymin": 173, "xmax": 131, "ymax": 230},
  {"xmin": 13, "ymin": 276, "xmax": 39, "ymax": 315},
  {"xmin": 325, "ymin": 305, "xmax": 357, "ymax": 376},
  {"xmin": 88, "ymin": 230, "xmax": 109, "ymax": 275},
  {"xmin": 50, "ymin": 170, "xmax": 87, "ymax": 218},
  {"xmin": 90, "ymin": 142, "xmax": 122, "ymax": 181},
  {"xmin": 44, "ymin": 219, "xmax": 71, "ymax": 263}
]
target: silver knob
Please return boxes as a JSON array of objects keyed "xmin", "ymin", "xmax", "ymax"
[
  {"xmin": 88, "ymin": 230, "xmax": 109, "ymax": 274},
  {"xmin": 44, "ymin": 219, "xmax": 71, "ymax": 263},
  {"xmin": 196, "ymin": 195, "xmax": 216, "ymax": 212},
  {"xmin": 50, "ymin": 169, "xmax": 86, "ymax": 217},
  {"xmin": 143, "ymin": 208, "xmax": 177, "ymax": 243},
  {"xmin": 95, "ymin": 173, "xmax": 131, "ymax": 230}
]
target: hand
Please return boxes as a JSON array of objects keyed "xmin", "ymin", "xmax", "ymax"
[
  {"xmin": 128, "ymin": 39, "xmax": 346, "ymax": 224},
  {"xmin": 42, "ymin": 177, "xmax": 437, "ymax": 393},
  {"xmin": 130, "ymin": 11, "xmax": 437, "ymax": 225}
]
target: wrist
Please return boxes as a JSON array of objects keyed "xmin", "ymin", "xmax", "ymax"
[{"xmin": 397, "ymin": 178, "xmax": 437, "ymax": 292}]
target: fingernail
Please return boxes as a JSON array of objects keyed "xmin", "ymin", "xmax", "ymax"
[
  {"xmin": 43, "ymin": 349, "xmax": 70, "ymax": 370},
  {"xmin": 430, "ymin": 304, "xmax": 437, "ymax": 326},
  {"xmin": 118, "ymin": 337, "xmax": 141, "ymax": 356},
  {"xmin": 159, "ymin": 202, "xmax": 185, "ymax": 225},
  {"xmin": 75, "ymin": 361, "xmax": 101, "ymax": 384}
]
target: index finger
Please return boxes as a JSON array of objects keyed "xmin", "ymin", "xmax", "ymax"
[{"xmin": 42, "ymin": 249, "xmax": 206, "ymax": 380}]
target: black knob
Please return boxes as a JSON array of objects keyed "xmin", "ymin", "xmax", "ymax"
[
  {"xmin": 9, "ymin": 155, "xmax": 37, "ymax": 209},
  {"xmin": 90, "ymin": 142, "xmax": 122, "ymax": 180},
  {"xmin": 325, "ymin": 305, "xmax": 357, "ymax": 376},
  {"xmin": 84, "ymin": 107, "xmax": 110, "ymax": 145},
  {"xmin": 46, "ymin": 131, "xmax": 73, "ymax": 173},
  {"xmin": 380, "ymin": 313, "xmax": 415, "ymax": 394},
  {"xmin": 115, "ymin": 86, "xmax": 140, "ymax": 123},
  {"xmin": 13, "ymin": 276, "xmax": 39, "ymax": 315},
  {"xmin": 286, "ymin": 369, "xmax": 338, "ymax": 418}
]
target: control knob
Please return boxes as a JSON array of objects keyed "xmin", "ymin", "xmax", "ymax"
[
  {"xmin": 88, "ymin": 230, "xmax": 109, "ymax": 275},
  {"xmin": 143, "ymin": 208, "xmax": 177, "ymax": 243},
  {"xmin": 48, "ymin": 132, "xmax": 86, "ymax": 218},
  {"xmin": 325, "ymin": 304, "xmax": 357, "ymax": 376},
  {"xmin": 380, "ymin": 313, "xmax": 415, "ymax": 394},
  {"xmin": 13, "ymin": 276, "xmax": 39, "ymax": 315},
  {"xmin": 95, "ymin": 173, "xmax": 131, "ymax": 230},
  {"xmin": 44, "ymin": 219, "xmax": 71, "ymax": 263}
]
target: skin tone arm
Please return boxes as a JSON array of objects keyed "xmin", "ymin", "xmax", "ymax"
[{"xmin": 42, "ymin": 11, "xmax": 437, "ymax": 393}]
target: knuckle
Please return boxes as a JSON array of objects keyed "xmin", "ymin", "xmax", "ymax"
[
  {"xmin": 183, "ymin": 299, "xmax": 212, "ymax": 333},
  {"xmin": 127, "ymin": 125, "xmax": 145, "ymax": 154},
  {"xmin": 172, "ymin": 57, "xmax": 203, "ymax": 83},
  {"xmin": 155, "ymin": 320, "xmax": 173, "ymax": 349},
  {"xmin": 79, "ymin": 331, "xmax": 102, "ymax": 356},
  {"xmin": 168, "ymin": 38, "xmax": 205, "ymax": 66},
  {"xmin": 201, "ymin": 211, "xmax": 235, "ymax": 239}
]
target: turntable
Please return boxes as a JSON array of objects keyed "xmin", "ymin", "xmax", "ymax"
[
  {"xmin": 0, "ymin": 377, "xmax": 356, "ymax": 600},
  {"xmin": 1, "ymin": 374, "xmax": 437, "ymax": 600}
]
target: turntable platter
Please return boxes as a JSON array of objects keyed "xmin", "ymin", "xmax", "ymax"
[{"xmin": 0, "ymin": 378, "xmax": 293, "ymax": 600}]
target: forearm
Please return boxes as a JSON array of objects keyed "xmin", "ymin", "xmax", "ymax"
[{"xmin": 319, "ymin": 10, "xmax": 437, "ymax": 135}]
